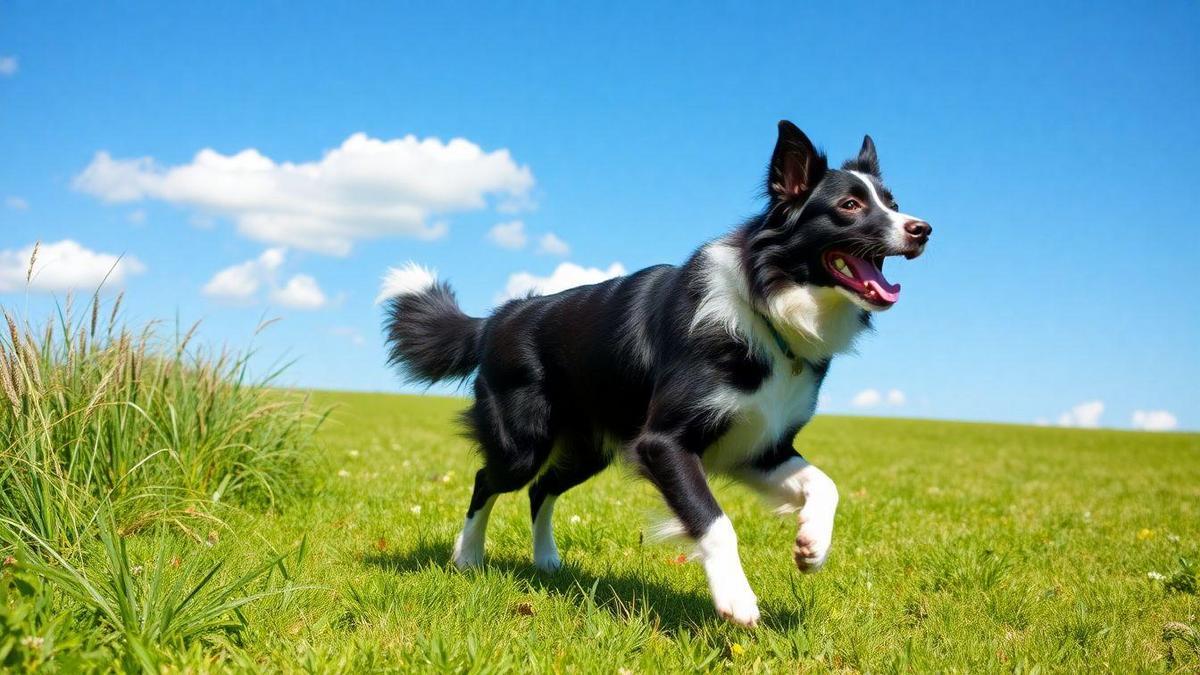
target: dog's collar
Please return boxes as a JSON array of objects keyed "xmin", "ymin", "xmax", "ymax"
[{"xmin": 753, "ymin": 309, "xmax": 809, "ymax": 375}]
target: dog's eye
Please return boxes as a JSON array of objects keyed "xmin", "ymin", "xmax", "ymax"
[{"xmin": 839, "ymin": 199, "xmax": 862, "ymax": 211}]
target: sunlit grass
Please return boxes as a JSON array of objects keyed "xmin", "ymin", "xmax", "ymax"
[{"xmin": 0, "ymin": 291, "xmax": 321, "ymax": 671}]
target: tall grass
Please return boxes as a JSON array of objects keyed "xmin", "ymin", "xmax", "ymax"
[{"xmin": 0, "ymin": 276, "xmax": 325, "ymax": 670}]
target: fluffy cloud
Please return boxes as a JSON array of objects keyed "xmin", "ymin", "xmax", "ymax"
[
  {"xmin": 0, "ymin": 240, "xmax": 145, "ymax": 293},
  {"xmin": 270, "ymin": 274, "xmax": 327, "ymax": 310},
  {"xmin": 851, "ymin": 389, "xmax": 882, "ymax": 408},
  {"xmin": 203, "ymin": 248, "xmax": 285, "ymax": 301},
  {"xmin": 74, "ymin": 133, "xmax": 535, "ymax": 255},
  {"xmin": 501, "ymin": 262, "xmax": 626, "ymax": 301},
  {"xmin": 1056, "ymin": 400, "xmax": 1104, "ymax": 428},
  {"xmin": 202, "ymin": 248, "xmax": 326, "ymax": 310},
  {"xmin": 1131, "ymin": 410, "xmax": 1177, "ymax": 432},
  {"xmin": 0, "ymin": 56, "xmax": 17, "ymax": 77},
  {"xmin": 851, "ymin": 388, "xmax": 906, "ymax": 408},
  {"xmin": 4, "ymin": 196, "xmax": 28, "ymax": 211},
  {"xmin": 487, "ymin": 220, "xmax": 527, "ymax": 249},
  {"xmin": 536, "ymin": 232, "xmax": 570, "ymax": 256}
]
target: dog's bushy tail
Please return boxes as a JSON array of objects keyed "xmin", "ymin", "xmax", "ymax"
[{"xmin": 380, "ymin": 263, "xmax": 482, "ymax": 384}]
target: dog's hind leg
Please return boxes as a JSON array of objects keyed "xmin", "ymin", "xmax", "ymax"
[
  {"xmin": 527, "ymin": 438, "xmax": 610, "ymax": 572},
  {"xmin": 453, "ymin": 381, "xmax": 554, "ymax": 569}
]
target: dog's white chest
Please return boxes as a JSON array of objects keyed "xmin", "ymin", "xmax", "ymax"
[{"xmin": 702, "ymin": 361, "xmax": 819, "ymax": 471}]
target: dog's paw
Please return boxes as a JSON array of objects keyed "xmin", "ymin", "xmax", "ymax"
[
  {"xmin": 451, "ymin": 533, "xmax": 484, "ymax": 570},
  {"xmin": 713, "ymin": 586, "xmax": 760, "ymax": 627},
  {"xmin": 793, "ymin": 518, "xmax": 832, "ymax": 573},
  {"xmin": 534, "ymin": 551, "xmax": 562, "ymax": 573}
]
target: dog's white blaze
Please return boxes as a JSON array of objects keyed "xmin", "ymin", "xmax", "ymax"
[
  {"xmin": 696, "ymin": 515, "xmax": 760, "ymax": 626},
  {"xmin": 532, "ymin": 494, "xmax": 561, "ymax": 571},
  {"xmin": 376, "ymin": 261, "xmax": 437, "ymax": 303},
  {"xmin": 848, "ymin": 170, "xmax": 920, "ymax": 251},
  {"xmin": 451, "ymin": 495, "xmax": 496, "ymax": 569}
]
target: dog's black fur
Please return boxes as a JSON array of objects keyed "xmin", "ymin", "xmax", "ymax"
[{"xmin": 384, "ymin": 120, "xmax": 928, "ymax": 566}]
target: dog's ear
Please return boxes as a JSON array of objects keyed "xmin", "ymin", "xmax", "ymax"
[
  {"xmin": 768, "ymin": 121, "xmax": 828, "ymax": 202},
  {"xmin": 841, "ymin": 134, "xmax": 880, "ymax": 176}
]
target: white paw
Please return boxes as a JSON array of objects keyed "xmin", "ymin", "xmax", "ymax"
[
  {"xmin": 451, "ymin": 533, "xmax": 484, "ymax": 569},
  {"xmin": 793, "ymin": 517, "xmax": 832, "ymax": 573},
  {"xmin": 713, "ymin": 585, "xmax": 760, "ymax": 627},
  {"xmin": 534, "ymin": 549, "xmax": 562, "ymax": 573}
]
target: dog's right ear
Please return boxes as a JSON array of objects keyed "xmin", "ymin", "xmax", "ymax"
[{"xmin": 768, "ymin": 121, "xmax": 828, "ymax": 203}]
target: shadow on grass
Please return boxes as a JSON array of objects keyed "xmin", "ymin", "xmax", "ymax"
[{"xmin": 363, "ymin": 540, "xmax": 806, "ymax": 633}]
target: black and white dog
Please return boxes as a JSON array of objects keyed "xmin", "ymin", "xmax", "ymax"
[{"xmin": 381, "ymin": 121, "xmax": 930, "ymax": 626}]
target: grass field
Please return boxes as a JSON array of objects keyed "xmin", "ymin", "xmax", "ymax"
[
  {"xmin": 223, "ymin": 391, "xmax": 1197, "ymax": 672},
  {"xmin": 6, "ymin": 383, "xmax": 1200, "ymax": 671}
]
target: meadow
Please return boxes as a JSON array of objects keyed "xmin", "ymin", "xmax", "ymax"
[{"xmin": 1, "ymin": 302, "xmax": 1198, "ymax": 672}]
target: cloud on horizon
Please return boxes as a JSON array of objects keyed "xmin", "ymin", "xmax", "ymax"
[
  {"xmin": 1054, "ymin": 400, "xmax": 1105, "ymax": 428},
  {"xmin": 1131, "ymin": 409, "xmax": 1177, "ymax": 432},
  {"xmin": 0, "ymin": 240, "xmax": 145, "ymax": 294}
]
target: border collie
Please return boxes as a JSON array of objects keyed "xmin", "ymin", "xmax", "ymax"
[{"xmin": 381, "ymin": 121, "xmax": 930, "ymax": 626}]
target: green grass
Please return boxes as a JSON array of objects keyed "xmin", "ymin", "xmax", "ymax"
[
  {"xmin": 3, "ymin": 303, "xmax": 1199, "ymax": 672},
  {"xmin": 211, "ymin": 391, "xmax": 1194, "ymax": 673}
]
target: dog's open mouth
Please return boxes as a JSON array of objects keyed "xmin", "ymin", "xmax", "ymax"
[{"xmin": 822, "ymin": 251, "xmax": 901, "ymax": 307}]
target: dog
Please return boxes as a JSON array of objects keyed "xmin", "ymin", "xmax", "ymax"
[{"xmin": 380, "ymin": 121, "xmax": 930, "ymax": 626}]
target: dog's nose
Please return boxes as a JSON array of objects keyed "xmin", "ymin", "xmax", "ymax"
[{"xmin": 904, "ymin": 220, "xmax": 932, "ymax": 238}]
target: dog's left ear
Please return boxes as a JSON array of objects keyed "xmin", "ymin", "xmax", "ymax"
[{"xmin": 842, "ymin": 135, "xmax": 880, "ymax": 176}]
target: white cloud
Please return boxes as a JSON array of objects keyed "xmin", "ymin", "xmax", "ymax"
[
  {"xmin": 1056, "ymin": 400, "xmax": 1104, "ymax": 428},
  {"xmin": 127, "ymin": 209, "xmax": 146, "ymax": 225},
  {"xmin": 501, "ymin": 262, "xmax": 626, "ymax": 301},
  {"xmin": 0, "ymin": 56, "xmax": 17, "ymax": 77},
  {"xmin": 1131, "ymin": 410, "xmax": 1177, "ymax": 432},
  {"xmin": 202, "ymin": 248, "xmax": 286, "ymax": 302},
  {"xmin": 4, "ymin": 196, "xmax": 28, "ymax": 211},
  {"xmin": 851, "ymin": 389, "xmax": 882, "ymax": 408},
  {"xmin": 536, "ymin": 232, "xmax": 570, "ymax": 256},
  {"xmin": 270, "ymin": 274, "xmax": 327, "ymax": 310},
  {"xmin": 73, "ymin": 133, "xmax": 535, "ymax": 255},
  {"xmin": 0, "ymin": 240, "xmax": 145, "ymax": 293},
  {"xmin": 487, "ymin": 220, "xmax": 527, "ymax": 249},
  {"xmin": 851, "ymin": 388, "xmax": 906, "ymax": 408}
]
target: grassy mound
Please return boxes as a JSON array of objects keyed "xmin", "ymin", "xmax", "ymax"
[{"xmin": 0, "ymin": 295, "xmax": 323, "ymax": 671}]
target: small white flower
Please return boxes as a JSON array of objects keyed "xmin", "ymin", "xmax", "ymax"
[
  {"xmin": 349, "ymin": 449, "xmax": 360, "ymax": 458},
  {"xmin": 1148, "ymin": 571, "xmax": 1166, "ymax": 581},
  {"xmin": 130, "ymin": 564, "xmax": 144, "ymax": 576},
  {"xmin": 410, "ymin": 505, "xmax": 422, "ymax": 515},
  {"xmin": 1082, "ymin": 511, "xmax": 1091, "ymax": 521},
  {"xmin": 569, "ymin": 515, "xmax": 582, "ymax": 524},
  {"xmin": 1167, "ymin": 533, "xmax": 1181, "ymax": 543},
  {"xmin": 337, "ymin": 469, "xmax": 351, "ymax": 478},
  {"xmin": 20, "ymin": 635, "xmax": 43, "ymax": 649}
]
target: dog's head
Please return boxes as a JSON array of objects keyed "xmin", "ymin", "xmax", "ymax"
[{"xmin": 746, "ymin": 121, "xmax": 931, "ymax": 313}]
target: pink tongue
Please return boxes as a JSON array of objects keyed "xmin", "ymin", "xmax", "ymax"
[{"xmin": 844, "ymin": 255, "xmax": 901, "ymax": 303}]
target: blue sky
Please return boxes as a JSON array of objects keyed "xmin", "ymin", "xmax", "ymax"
[{"xmin": 2, "ymin": 1, "xmax": 1197, "ymax": 431}]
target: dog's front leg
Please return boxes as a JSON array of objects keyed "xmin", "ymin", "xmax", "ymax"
[
  {"xmin": 633, "ymin": 432, "xmax": 760, "ymax": 627},
  {"xmin": 739, "ymin": 447, "xmax": 839, "ymax": 572}
]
